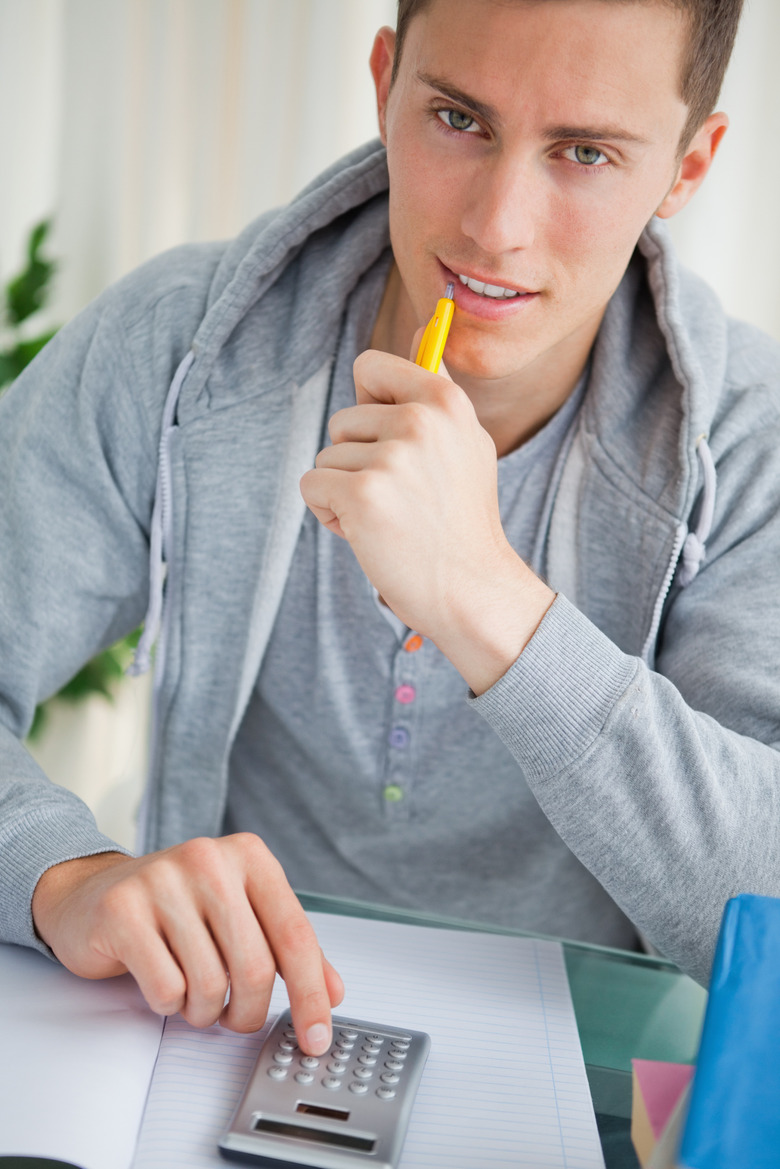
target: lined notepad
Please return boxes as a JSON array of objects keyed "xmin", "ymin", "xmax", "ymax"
[
  {"xmin": 133, "ymin": 912, "xmax": 604, "ymax": 1169},
  {"xmin": 0, "ymin": 942, "xmax": 163, "ymax": 1169}
]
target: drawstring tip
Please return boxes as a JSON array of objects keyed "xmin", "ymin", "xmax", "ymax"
[
  {"xmin": 677, "ymin": 436, "xmax": 716, "ymax": 589},
  {"xmin": 678, "ymin": 531, "xmax": 705, "ymax": 588}
]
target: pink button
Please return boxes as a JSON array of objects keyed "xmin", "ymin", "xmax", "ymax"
[{"xmin": 395, "ymin": 684, "xmax": 416, "ymax": 704}]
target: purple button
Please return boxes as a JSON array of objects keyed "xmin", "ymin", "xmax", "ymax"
[
  {"xmin": 389, "ymin": 727, "xmax": 410, "ymax": 749},
  {"xmin": 395, "ymin": 684, "xmax": 416, "ymax": 705}
]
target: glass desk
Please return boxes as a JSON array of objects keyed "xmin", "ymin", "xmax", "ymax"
[{"xmin": 299, "ymin": 892, "xmax": 707, "ymax": 1169}]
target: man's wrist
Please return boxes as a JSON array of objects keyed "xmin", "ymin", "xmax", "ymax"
[
  {"xmin": 429, "ymin": 554, "xmax": 556, "ymax": 696},
  {"xmin": 32, "ymin": 852, "xmax": 128, "ymax": 947}
]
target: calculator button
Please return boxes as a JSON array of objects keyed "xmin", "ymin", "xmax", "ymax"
[
  {"xmin": 321, "ymin": 1076, "xmax": 343, "ymax": 1090},
  {"xmin": 273, "ymin": 1052, "xmax": 294, "ymax": 1064},
  {"xmin": 362, "ymin": 1042, "xmax": 381, "ymax": 1054},
  {"xmin": 327, "ymin": 1061, "xmax": 347, "ymax": 1075},
  {"xmin": 380, "ymin": 1071, "xmax": 400, "ymax": 1084},
  {"xmin": 353, "ymin": 1066, "xmax": 374, "ymax": 1080},
  {"xmin": 267, "ymin": 1066, "xmax": 287, "ymax": 1080},
  {"xmin": 388, "ymin": 1048, "xmax": 407, "ymax": 1060},
  {"xmin": 295, "ymin": 1071, "xmax": 315, "ymax": 1085},
  {"xmin": 376, "ymin": 1086, "xmax": 397, "ymax": 1100},
  {"xmin": 366, "ymin": 1034, "xmax": 383, "ymax": 1044},
  {"xmin": 349, "ymin": 1081, "xmax": 369, "ymax": 1094},
  {"xmin": 340, "ymin": 1029, "xmax": 359, "ymax": 1041},
  {"xmin": 358, "ymin": 1054, "xmax": 378, "ymax": 1066},
  {"xmin": 278, "ymin": 1040, "xmax": 296, "ymax": 1052},
  {"xmin": 300, "ymin": 1056, "xmax": 320, "ymax": 1069},
  {"xmin": 335, "ymin": 1040, "xmax": 354, "ymax": 1052},
  {"xmin": 391, "ymin": 1038, "xmax": 411, "ymax": 1049},
  {"xmin": 384, "ymin": 1058, "xmax": 404, "ymax": 1071},
  {"xmin": 283, "ymin": 1029, "xmax": 297, "ymax": 1040}
]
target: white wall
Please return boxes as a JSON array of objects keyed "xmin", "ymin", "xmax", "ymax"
[
  {"xmin": 1, "ymin": 0, "xmax": 777, "ymax": 336},
  {"xmin": 666, "ymin": 0, "xmax": 780, "ymax": 340},
  {"xmin": 0, "ymin": 0, "xmax": 396, "ymax": 323}
]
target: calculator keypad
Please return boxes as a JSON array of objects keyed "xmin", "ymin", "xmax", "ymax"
[{"xmin": 265, "ymin": 1023, "xmax": 413, "ymax": 1100}]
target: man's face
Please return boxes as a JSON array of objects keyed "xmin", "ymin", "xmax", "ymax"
[{"xmin": 375, "ymin": 0, "xmax": 693, "ymax": 383}]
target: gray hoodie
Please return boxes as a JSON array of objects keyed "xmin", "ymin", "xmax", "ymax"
[{"xmin": 1, "ymin": 140, "xmax": 779, "ymax": 985}]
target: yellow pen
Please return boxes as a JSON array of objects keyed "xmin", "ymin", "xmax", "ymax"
[{"xmin": 415, "ymin": 282, "xmax": 455, "ymax": 373}]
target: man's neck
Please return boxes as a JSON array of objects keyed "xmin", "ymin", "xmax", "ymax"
[{"xmin": 369, "ymin": 262, "xmax": 599, "ymax": 457}]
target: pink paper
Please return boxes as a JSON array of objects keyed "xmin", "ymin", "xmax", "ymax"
[{"xmin": 632, "ymin": 1059, "xmax": 694, "ymax": 1138}]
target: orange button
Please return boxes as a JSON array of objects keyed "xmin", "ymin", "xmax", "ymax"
[{"xmin": 404, "ymin": 634, "xmax": 423, "ymax": 653}]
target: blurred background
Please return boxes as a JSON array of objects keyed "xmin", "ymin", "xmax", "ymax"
[
  {"xmin": 1, "ymin": 0, "xmax": 778, "ymax": 847},
  {"xmin": 2, "ymin": 0, "xmax": 779, "ymax": 333},
  {"xmin": 0, "ymin": 0, "xmax": 396, "ymax": 320}
]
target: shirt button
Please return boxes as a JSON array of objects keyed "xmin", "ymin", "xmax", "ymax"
[
  {"xmin": 394, "ymin": 684, "xmax": 416, "ymax": 704},
  {"xmin": 404, "ymin": 634, "xmax": 423, "ymax": 652},
  {"xmin": 389, "ymin": 727, "xmax": 409, "ymax": 749},
  {"xmin": 383, "ymin": 784, "xmax": 404, "ymax": 803}
]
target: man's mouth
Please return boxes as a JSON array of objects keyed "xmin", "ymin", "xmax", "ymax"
[
  {"xmin": 438, "ymin": 260, "xmax": 538, "ymax": 320},
  {"xmin": 456, "ymin": 273, "xmax": 523, "ymax": 300}
]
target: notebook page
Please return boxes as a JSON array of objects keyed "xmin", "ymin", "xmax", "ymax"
[
  {"xmin": 132, "ymin": 912, "xmax": 604, "ymax": 1169},
  {"xmin": 0, "ymin": 942, "xmax": 163, "ymax": 1169}
]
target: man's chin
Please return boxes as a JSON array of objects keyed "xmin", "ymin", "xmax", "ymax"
[{"xmin": 445, "ymin": 338, "xmax": 543, "ymax": 385}]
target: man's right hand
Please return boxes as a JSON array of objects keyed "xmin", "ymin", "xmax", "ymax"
[{"xmin": 30, "ymin": 833, "xmax": 344, "ymax": 1054}]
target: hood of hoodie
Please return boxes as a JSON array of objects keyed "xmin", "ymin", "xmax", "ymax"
[
  {"xmin": 173, "ymin": 136, "xmax": 722, "ymax": 522},
  {"xmin": 158, "ymin": 134, "xmax": 720, "ymax": 512},
  {"xmin": 179, "ymin": 139, "xmax": 393, "ymax": 423},
  {"xmin": 543, "ymin": 221, "xmax": 727, "ymax": 660}
]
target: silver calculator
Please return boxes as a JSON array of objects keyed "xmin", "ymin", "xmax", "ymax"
[{"xmin": 218, "ymin": 1008, "xmax": 430, "ymax": 1168}]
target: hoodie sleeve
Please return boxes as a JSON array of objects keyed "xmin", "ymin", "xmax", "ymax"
[
  {"xmin": 470, "ymin": 392, "xmax": 780, "ymax": 987},
  {"xmin": 0, "ymin": 247, "xmax": 218, "ymax": 954}
]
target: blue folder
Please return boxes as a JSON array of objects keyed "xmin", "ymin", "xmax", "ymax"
[{"xmin": 680, "ymin": 893, "xmax": 780, "ymax": 1169}]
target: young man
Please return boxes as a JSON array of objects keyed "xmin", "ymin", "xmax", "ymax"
[{"xmin": 1, "ymin": 0, "xmax": 776, "ymax": 1058}]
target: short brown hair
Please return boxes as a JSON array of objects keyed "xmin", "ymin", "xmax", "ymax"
[{"xmin": 392, "ymin": 0, "xmax": 744, "ymax": 150}]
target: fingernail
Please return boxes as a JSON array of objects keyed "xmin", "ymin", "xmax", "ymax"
[{"xmin": 305, "ymin": 1023, "xmax": 330, "ymax": 1054}]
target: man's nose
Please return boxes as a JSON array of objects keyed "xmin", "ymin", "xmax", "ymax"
[{"xmin": 459, "ymin": 154, "xmax": 538, "ymax": 256}]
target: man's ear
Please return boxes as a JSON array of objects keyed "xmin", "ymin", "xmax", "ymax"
[
  {"xmin": 655, "ymin": 112, "xmax": 729, "ymax": 219},
  {"xmin": 369, "ymin": 27, "xmax": 396, "ymax": 146}
]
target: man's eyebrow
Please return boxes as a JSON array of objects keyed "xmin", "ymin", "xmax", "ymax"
[
  {"xmin": 416, "ymin": 72, "xmax": 500, "ymax": 125},
  {"xmin": 415, "ymin": 76, "xmax": 650, "ymax": 147},
  {"xmin": 543, "ymin": 124, "xmax": 650, "ymax": 146}
]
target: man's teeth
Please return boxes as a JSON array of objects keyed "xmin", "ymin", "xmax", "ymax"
[{"xmin": 458, "ymin": 273, "xmax": 519, "ymax": 299}]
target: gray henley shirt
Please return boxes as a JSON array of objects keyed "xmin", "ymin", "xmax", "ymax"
[{"xmin": 224, "ymin": 253, "xmax": 638, "ymax": 950}]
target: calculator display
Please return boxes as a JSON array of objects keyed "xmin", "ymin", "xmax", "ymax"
[{"xmin": 253, "ymin": 1117, "xmax": 376, "ymax": 1151}]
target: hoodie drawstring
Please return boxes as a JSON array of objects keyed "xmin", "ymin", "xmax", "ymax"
[
  {"xmin": 129, "ymin": 349, "xmax": 195, "ymax": 677},
  {"xmin": 678, "ymin": 435, "xmax": 716, "ymax": 588}
]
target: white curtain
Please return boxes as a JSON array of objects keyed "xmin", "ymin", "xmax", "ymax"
[
  {"xmin": 0, "ymin": 0, "xmax": 396, "ymax": 321},
  {"xmin": 666, "ymin": 0, "xmax": 780, "ymax": 341},
  {"xmin": 1, "ymin": 0, "xmax": 778, "ymax": 337}
]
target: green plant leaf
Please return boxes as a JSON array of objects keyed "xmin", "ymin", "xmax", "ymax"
[
  {"xmin": 27, "ymin": 628, "xmax": 144, "ymax": 741},
  {"xmin": 4, "ymin": 218, "xmax": 57, "ymax": 326},
  {"xmin": 27, "ymin": 220, "xmax": 50, "ymax": 258}
]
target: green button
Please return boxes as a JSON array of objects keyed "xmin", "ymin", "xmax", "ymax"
[{"xmin": 383, "ymin": 784, "xmax": 404, "ymax": 803}]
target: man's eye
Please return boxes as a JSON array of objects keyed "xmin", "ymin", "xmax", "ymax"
[
  {"xmin": 564, "ymin": 144, "xmax": 609, "ymax": 167},
  {"xmin": 437, "ymin": 108, "xmax": 478, "ymax": 133}
]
